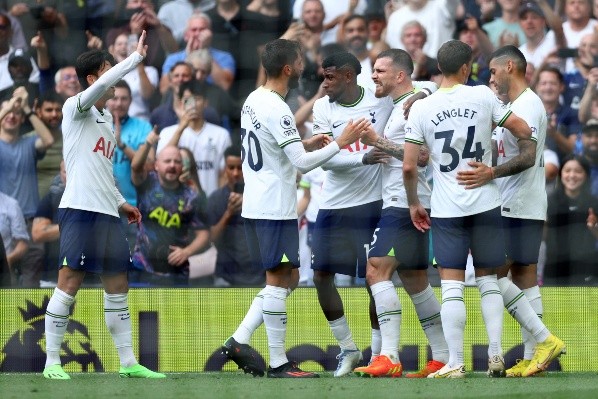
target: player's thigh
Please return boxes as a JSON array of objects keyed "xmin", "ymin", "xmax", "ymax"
[
  {"xmin": 244, "ymin": 218, "xmax": 300, "ymax": 271},
  {"xmin": 470, "ymin": 207, "xmax": 506, "ymax": 269},
  {"xmin": 502, "ymin": 217, "xmax": 543, "ymax": 266},
  {"xmin": 431, "ymin": 216, "xmax": 470, "ymax": 269},
  {"xmin": 102, "ymin": 214, "xmax": 133, "ymax": 275}
]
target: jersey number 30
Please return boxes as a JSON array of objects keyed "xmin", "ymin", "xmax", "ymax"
[
  {"xmin": 435, "ymin": 126, "xmax": 484, "ymax": 172},
  {"xmin": 241, "ymin": 128, "xmax": 263, "ymax": 171}
]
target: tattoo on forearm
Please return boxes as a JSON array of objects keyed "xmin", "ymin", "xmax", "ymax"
[
  {"xmin": 494, "ymin": 139, "xmax": 536, "ymax": 178},
  {"xmin": 375, "ymin": 137, "xmax": 404, "ymax": 160}
]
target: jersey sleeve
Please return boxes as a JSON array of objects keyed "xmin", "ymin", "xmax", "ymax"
[
  {"xmin": 267, "ymin": 103, "xmax": 302, "ymax": 148},
  {"xmin": 405, "ymin": 102, "xmax": 426, "ymax": 145},
  {"xmin": 312, "ymin": 98, "xmax": 332, "ymax": 136},
  {"xmin": 512, "ymin": 100, "xmax": 541, "ymax": 143}
]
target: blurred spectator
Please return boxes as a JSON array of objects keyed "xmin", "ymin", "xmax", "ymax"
[
  {"xmin": 207, "ymin": 145, "xmax": 265, "ymax": 287},
  {"xmin": 25, "ymin": 91, "xmax": 64, "ymax": 198},
  {"xmin": 157, "ymin": 79, "xmax": 231, "ymax": 196},
  {"xmin": 52, "ymin": 66, "xmax": 81, "ymax": 100},
  {"xmin": 545, "ymin": 147, "xmax": 561, "ymax": 196},
  {"xmin": 563, "ymin": 33, "xmax": 598, "ymax": 112},
  {"xmin": 385, "ymin": 0, "xmax": 460, "ymax": 58},
  {"xmin": 130, "ymin": 143, "xmax": 210, "ymax": 287},
  {"xmin": 31, "ymin": 160, "xmax": 65, "ymax": 286},
  {"xmin": 577, "ymin": 64, "xmax": 598, "ymax": 124},
  {"xmin": 179, "ymin": 146, "xmax": 208, "ymax": 205},
  {"xmin": 107, "ymin": 0, "xmax": 179, "ymax": 73},
  {"xmin": 456, "ymin": 17, "xmax": 493, "ymax": 86},
  {"xmin": 562, "ymin": 0, "xmax": 597, "ymax": 56},
  {"xmin": 400, "ymin": 20, "xmax": 440, "ymax": 81},
  {"xmin": 109, "ymin": 32, "xmax": 159, "ymax": 120},
  {"xmin": 158, "ymin": 0, "xmax": 216, "ymax": 45},
  {"xmin": 518, "ymin": 0, "xmax": 566, "ymax": 69},
  {"xmin": 482, "ymin": 0, "xmax": 527, "ymax": 48},
  {"xmin": 0, "ymin": 87, "xmax": 53, "ymax": 287},
  {"xmin": 292, "ymin": 0, "xmax": 367, "ymax": 46},
  {"xmin": 186, "ymin": 49, "xmax": 240, "ymax": 133},
  {"xmin": 160, "ymin": 12, "xmax": 236, "ymax": 92},
  {"xmin": 0, "ymin": 9, "xmax": 27, "ymax": 49},
  {"xmin": 0, "ymin": 13, "xmax": 39, "ymax": 92},
  {"xmin": 0, "ymin": 232, "xmax": 9, "ymax": 287},
  {"xmin": 150, "ymin": 61, "xmax": 220, "ymax": 131},
  {"xmin": 580, "ymin": 118, "xmax": 598, "ymax": 196},
  {"xmin": 544, "ymin": 155, "xmax": 598, "ymax": 285},
  {"xmin": 341, "ymin": 14, "xmax": 379, "ymax": 90},
  {"xmin": 3, "ymin": 0, "xmax": 66, "ymax": 47},
  {"xmin": 364, "ymin": 9, "xmax": 386, "ymax": 49},
  {"xmin": 0, "ymin": 48, "xmax": 38, "ymax": 108},
  {"xmin": 536, "ymin": 66, "xmax": 580, "ymax": 159},
  {"xmin": 206, "ymin": 0, "xmax": 242, "ymax": 57},
  {"xmin": 0, "ymin": 191, "xmax": 29, "ymax": 286},
  {"xmin": 107, "ymin": 80, "xmax": 153, "ymax": 209}
]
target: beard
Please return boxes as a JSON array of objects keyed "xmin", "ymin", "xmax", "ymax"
[{"xmin": 288, "ymin": 74, "xmax": 300, "ymax": 90}]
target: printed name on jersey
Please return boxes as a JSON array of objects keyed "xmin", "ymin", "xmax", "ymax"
[
  {"xmin": 92, "ymin": 137, "xmax": 115, "ymax": 160},
  {"xmin": 241, "ymin": 104, "xmax": 261, "ymax": 130},
  {"xmin": 280, "ymin": 115, "xmax": 293, "ymax": 129},
  {"xmin": 431, "ymin": 108, "xmax": 478, "ymax": 126}
]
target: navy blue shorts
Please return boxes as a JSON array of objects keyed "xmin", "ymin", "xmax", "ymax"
[
  {"xmin": 502, "ymin": 217, "xmax": 543, "ymax": 265},
  {"xmin": 368, "ymin": 207, "xmax": 429, "ymax": 270},
  {"xmin": 58, "ymin": 208, "xmax": 132, "ymax": 274},
  {"xmin": 244, "ymin": 218, "xmax": 300, "ymax": 271},
  {"xmin": 311, "ymin": 200, "xmax": 382, "ymax": 278},
  {"xmin": 432, "ymin": 207, "xmax": 505, "ymax": 269}
]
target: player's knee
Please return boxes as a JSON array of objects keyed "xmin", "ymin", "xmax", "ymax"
[{"xmin": 312, "ymin": 270, "xmax": 335, "ymax": 289}]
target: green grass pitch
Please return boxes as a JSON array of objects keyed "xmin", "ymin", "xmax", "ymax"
[{"xmin": 2, "ymin": 372, "xmax": 597, "ymax": 399}]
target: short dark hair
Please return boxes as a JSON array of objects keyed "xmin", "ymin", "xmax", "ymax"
[
  {"xmin": 75, "ymin": 49, "xmax": 116, "ymax": 89},
  {"xmin": 261, "ymin": 39, "xmax": 302, "ymax": 78},
  {"xmin": 342, "ymin": 14, "xmax": 367, "ymax": 28},
  {"xmin": 489, "ymin": 45, "xmax": 527, "ymax": 74},
  {"xmin": 114, "ymin": 79, "xmax": 132, "ymax": 96},
  {"xmin": 437, "ymin": 40, "xmax": 472, "ymax": 75},
  {"xmin": 376, "ymin": 48, "xmax": 414, "ymax": 76},
  {"xmin": 538, "ymin": 65, "xmax": 564, "ymax": 84},
  {"xmin": 38, "ymin": 90, "xmax": 64, "ymax": 106},
  {"xmin": 224, "ymin": 145, "xmax": 242, "ymax": 159},
  {"xmin": 322, "ymin": 51, "xmax": 362, "ymax": 76},
  {"xmin": 318, "ymin": 43, "xmax": 346, "ymax": 60},
  {"xmin": 178, "ymin": 79, "xmax": 208, "ymax": 99}
]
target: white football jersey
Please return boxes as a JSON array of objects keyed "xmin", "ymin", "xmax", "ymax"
[
  {"xmin": 313, "ymin": 86, "xmax": 393, "ymax": 209},
  {"xmin": 300, "ymin": 167, "xmax": 325, "ymax": 222},
  {"xmin": 240, "ymin": 87, "xmax": 304, "ymax": 220},
  {"xmin": 157, "ymin": 122, "xmax": 231, "ymax": 196},
  {"xmin": 406, "ymin": 84, "xmax": 510, "ymax": 217},
  {"xmin": 60, "ymin": 52, "xmax": 143, "ymax": 217},
  {"xmin": 493, "ymin": 88, "xmax": 547, "ymax": 220},
  {"xmin": 382, "ymin": 89, "xmax": 431, "ymax": 209}
]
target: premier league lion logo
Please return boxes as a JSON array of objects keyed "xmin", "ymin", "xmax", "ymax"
[{"xmin": 0, "ymin": 296, "xmax": 103, "ymax": 372}]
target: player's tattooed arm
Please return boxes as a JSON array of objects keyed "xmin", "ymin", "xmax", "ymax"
[
  {"xmin": 492, "ymin": 138, "xmax": 536, "ymax": 179},
  {"xmin": 362, "ymin": 134, "xmax": 429, "ymax": 166}
]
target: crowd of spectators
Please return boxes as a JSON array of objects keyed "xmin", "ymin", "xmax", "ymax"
[{"xmin": 1, "ymin": 0, "xmax": 598, "ymax": 287}]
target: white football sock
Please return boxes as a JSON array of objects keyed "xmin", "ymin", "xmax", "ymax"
[
  {"xmin": 329, "ymin": 315, "xmax": 358, "ymax": 351},
  {"xmin": 104, "ymin": 292, "xmax": 137, "ymax": 368},
  {"xmin": 498, "ymin": 278, "xmax": 549, "ymax": 346},
  {"xmin": 45, "ymin": 288, "xmax": 74, "ymax": 367},
  {"xmin": 410, "ymin": 285, "xmax": 449, "ymax": 364},
  {"xmin": 522, "ymin": 286, "xmax": 544, "ymax": 360},
  {"xmin": 233, "ymin": 288, "xmax": 266, "ymax": 344},
  {"xmin": 476, "ymin": 275, "xmax": 503, "ymax": 357},
  {"xmin": 262, "ymin": 285, "xmax": 289, "ymax": 368},
  {"xmin": 371, "ymin": 281, "xmax": 401, "ymax": 362},
  {"xmin": 371, "ymin": 328, "xmax": 381, "ymax": 360},
  {"xmin": 440, "ymin": 280, "xmax": 465, "ymax": 367}
]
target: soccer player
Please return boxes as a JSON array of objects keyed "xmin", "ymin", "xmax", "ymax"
[
  {"xmin": 456, "ymin": 45, "xmax": 566, "ymax": 377},
  {"xmin": 353, "ymin": 49, "xmax": 449, "ymax": 378},
  {"xmin": 310, "ymin": 51, "xmax": 394, "ymax": 377},
  {"xmin": 403, "ymin": 40, "xmax": 532, "ymax": 378},
  {"xmin": 42, "ymin": 31, "xmax": 165, "ymax": 380},
  {"xmin": 221, "ymin": 39, "xmax": 366, "ymax": 378}
]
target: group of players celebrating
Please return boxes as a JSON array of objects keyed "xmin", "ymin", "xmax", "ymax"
[
  {"xmin": 41, "ymin": 30, "xmax": 565, "ymax": 380},
  {"xmin": 223, "ymin": 39, "xmax": 566, "ymax": 379}
]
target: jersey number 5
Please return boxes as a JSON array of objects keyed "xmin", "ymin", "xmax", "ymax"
[
  {"xmin": 435, "ymin": 126, "xmax": 484, "ymax": 172},
  {"xmin": 241, "ymin": 128, "xmax": 263, "ymax": 171}
]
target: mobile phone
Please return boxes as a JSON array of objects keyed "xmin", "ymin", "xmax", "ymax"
[
  {"xmin": 233, "ymin": 182, "xmax": 245, "ymax": 194},
  {"xmin": 556, "ymin": 48, "xmax": 578, "ymax": 59},
  {"xmin": 593, "ymin": 55, "xmax": 598, "ymax": 67},
  {"xmin": 184, "ymin": 97, "xmax": 196, "ymax": 110}
]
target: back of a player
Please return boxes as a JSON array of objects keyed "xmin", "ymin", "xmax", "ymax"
[
  {"xmin": 240, "ymin": 87, "xmax": 301, "ymax": 221},
  {"xmin": 406, "ymin": 84, "xmax": 509, "ymax": 218}
]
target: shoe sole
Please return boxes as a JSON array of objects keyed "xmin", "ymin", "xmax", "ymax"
[{"xmin": 221, "ymin": 346, "xmax": 265, "ymax": 377}]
